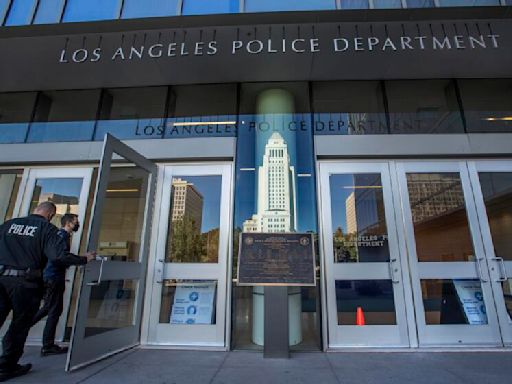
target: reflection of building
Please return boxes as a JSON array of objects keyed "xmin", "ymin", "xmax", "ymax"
[
  {"xmin": 35, "ymin": 189, "xmax": 79, "ymax": 215},
  {"xmin": 171, "ymin": 178, "xmax": 203, "ymax": 228},
  {"xmin": 243, "ymin": 132, "xmax": 296, "ymax": 233},
  {"xmin": 345, "ymin": 192, "xmax": 357, "ymax": 234}
]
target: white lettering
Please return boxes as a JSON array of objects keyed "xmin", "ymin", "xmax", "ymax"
[
  {"xmin": 91, "ymin": 48, "xmax": 101, "ymax": 62},
  {"xmin": 400, "ymin": 36, "xmax": 414, "ymax": 50},
  {"xmin": 267, "ymin": 39, "xmax": 277, "ymax": 53},
  {"xmin": 454, "ymin": 35, "xmax": 465, "ymax": 49},
  {"xmin": 488, "ymin": 34, "xmax": 500, "ymax": 48},
  {"xmin": 333, "ymin": 38, "xmax": 349, "ymax": 52},
  {"xmin": 415, "ymin": 36, "xmax": 427, "ymax": 50},
  {"xmin": 382, "ymin": 38, "xmax": 397, "ymax": 51},
  {"xmin": 129, "ymin": 46, "xmax": 144, "ymax": 59},
  {"xmin": 291, "ymin": 39, "xmax": 306, "ymax": 53},
  {"xmin": 433, "ymin": 36, "xmax": 452, "ymax": 50},
  {"xmin": 194, "ymin": 42, "xmax": 204, "ymax": 55},
  {"xmin": 247, "ymin": 40, "xmax": 264, "ymax": 54},
  {"xmin": 232, "ymin": 40, "xmax": 243, "ymax": 54},
  {"xmin": 167, "ymin": 42, "xmax": 176, "ymax": 56},
  {"xmin": 111, "ymin": 47, "xmax": 125, "ymax": 60},
  {"xmin": 207, "ymin": 41, "xmax": 217, "ymax": 55},
  {"xmin": 354, "ymin": 37, "xmax": 364, "ymax": 51},
  {"xmin": 72, "ymin": 49, "xmax": 88, "ymax": 63},
  {"xmin": 148, "ymin": 44, "xmax": 163, "ymax": 58},
  {"xmin": 469, "ymin": 35, "xmax": 486, "ymax": 48},
  {"xmin": 59, "ymin": 49, "xmax": 68, "ymax": 63},
  {"xmin": 310, "ymin": 38, "xmax": 320, "ymax": 52},
  {"xmin": 180, "ymin": 42, "xmax": 189, "ymax": 56},
  {"xmin": 368, "ymin": 37, "xmax": 379, "ymax": 51}
]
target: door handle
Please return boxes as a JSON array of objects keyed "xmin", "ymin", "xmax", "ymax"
[
  {"xmin": 475, "ymin": 258, "xmax": 489, "ymax": 283},
  {"xmin": 388, "ymin": 258, "xmax": 400, "ymax": 284},
  {"xmin": 86, "ymin": 256, "xmax": 108, "ymax": 286},
  {"xmin": 492, "ymin": 257, "xmax": 508, "ymax": 283}
]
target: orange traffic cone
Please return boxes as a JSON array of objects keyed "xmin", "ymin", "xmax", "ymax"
[{"xmin": 356, "ymin": 307, "xmax": 365, "ymax": 326}]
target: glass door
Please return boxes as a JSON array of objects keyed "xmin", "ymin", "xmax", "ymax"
[
  {"xmin": 66, "ymin": 134, "xmax": 157, "ymax": 371},
  {"xmin": 469, "ymin": 161, "xmax": 512, "ymax": 346},
  {"xmin": 319, "ymin": 162, "xmax": 410, "ymax": 348},
  {"xmin": 146, "ymin": 164, "xmax": 232, "ymax": 347},
  {"xmin": 396, "ymin": 161, "xmax": 501, "ymax": 346}
]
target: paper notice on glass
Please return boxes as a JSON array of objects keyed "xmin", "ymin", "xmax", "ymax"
[
  {"xmin": 170, "ymin": 282, "xmax": 216, "ymax": 325},
  {"xmin": 453, "ymin": 280, "xmax": 488, "ymax": 325}
]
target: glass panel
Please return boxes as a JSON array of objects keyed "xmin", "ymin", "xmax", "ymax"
[
  {"xmin": 406, "ymin": 173, "xmax": 475, "ymax": 262},
  {"xmin": 245, "ymin": 0, "xmax": 335, "ymax": 12},
  {"xmin": 478, "ymin": 172, "xmax": 512, "ymax": 261},
  {"xmin": 459, "ymin": 80, "xmax": 512, "ymax": 133},
  {"xmin": 0, "ymin": 171, "xmax": 23, "ymax": 224},
  {"xmin": 63, "ymin": 0, "xmax": 121, "ymax": 22},
  {"xmin": 502, "ymin": 279, "xmax": 512, "ymax": 322},
  {"xmin": 96, "ymin": 167, "xmax": 149, "ymax": 262},
  {"xmin": 85, "ymin": 279, "xmax": 137, "ymax": 337},
  {"xmin": 33, "ymin": 0, "xmax": 65, "ymax": 24},
  {"xmin": 339, "ymin": 0, "xmax": 369, "ymax": 9},
  {"xmin": 330, "ymin": 174, "xmax": 390, "ymax": 263},
  {"xmin": 405, "ymin": 0, "xmax": 435, "ymax": 7},
  {"xmin": 4, "ymin": 0, "xmax": 37, "ymax": 26},
  {"xmin": 386, "ymin": 80, "xmax": 464, "ymax": 134},
  {"xmin": 165, "ymin": 84, "xmax": 237, "ymax": 140},
  {"xmin": 313, "ymin": 81, "xmax": 388, "ymax": 135},
  {"xmin": 438, "ymin": 0, "xmax": 499, "ymax": 6},
  {"xmin": 0, "ymin": 92, "xmax": 37, "ymax": 144},
  {"xmin": 421, "ymin": 279, "xmax": 488, "ymax": 325},
  {"xmin": 0, "ymin": 0, "xmax": 10, "ymax": 24},
  {"xmin": 166, "ymin": 175, "xmax": 222, "ymax": 263},
  {"xmin": 121, "ymin": 0, "xmax": 179, "ymax": 19},
  {"xmin": 29, "ymin": 178, "xmax": 83, "ymax": 227},
  {"xmin": 159, "ymin": 279, "xmax": 217, "ymax": 325},
  {"xmin": 27, "ymin": 90, "xmax": 100, "ymax": 142},
  {"xmin": 336, "ymin": 280, "xmax": 396, "ymax": 325},
  {"xmin": 182, "ymin": 0, "xmax": 239, "ymax": 15},
  {"xmin": 373, "ymin": 0, "xmax": 403, "ymax": 8},
  {"xmin": 94, "ymin": 87, "xmax": 167, "ymax": 141}
]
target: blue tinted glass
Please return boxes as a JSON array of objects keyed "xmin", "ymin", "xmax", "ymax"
[
  {"xmin": 506, "ymin": 0, "xmax": 512, "ymax": 5},
  {"xmin": 406, "ymin": 0, "xmax": 435, "ymax": 6},
  {"xmin": 183, "ymin": 0, "xmax": 239, "ymax": 15},
  {"xmin": 340, "ymin": 0, "xmax": 369, "ymax": 9},
  {"xmin": 122, "ymin": 0, "xmax": 179, "ymax": 19},
  {"xmin": 0, "ymin": 0, "xmax": 10, "ymax": 25},
  {"xmin": 245, "ymin": 0, "xmax": 335, "ymax": 12},
  {"xmin": 439, "ymin": 0, "xmax": 499, "ymax": 5},
  {"xmin": 4, "ymin": 0, "xmax": 37, "ymax": 26},
  {"xmin": 33, "ymin": 0, "xmax": 65, "ymax": 24},
  {"xmin": 26, "ymin": 122, "xmax": 95, "ymax": 142},
  {"xmin": 0, "ymin": 124, "xmax": 29, "ymax": 143},
  {"xmin": 93, "ymin": 118, "xmax": 166, "ymax": 141},
  {"xmin": 63, "ymin": 0, "xmax": 121, "ymax": 22},
  {"xmin": 372, "ymin": 0, "xmax": 403, "ymax": 8}
]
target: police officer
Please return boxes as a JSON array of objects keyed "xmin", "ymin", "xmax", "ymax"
[
  {"xmin": 0, "ymin": 202, "xmax": 95, "ymax": 382},
  {"xmin": 32, "ymin": 213, "xmax": 87, "ymax": 356}
]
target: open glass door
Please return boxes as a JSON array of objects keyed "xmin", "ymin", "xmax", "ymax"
[{"xmin": 66, "ymin": 134, "xmax": 157, "ymax": 371}]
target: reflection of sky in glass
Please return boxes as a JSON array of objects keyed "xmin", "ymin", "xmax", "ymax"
[
  {"xmin": 235, "ymin": 113, "xmax": 317, "ymax": 232},
  {"xmin": 329, "ymin": 174, "xmax": 355, "ymax": 234},
  {"xmin": 175, "ymin": 176, "xmax": 221, "ymax": 233},
  {"xmin": 32, "ymin": 178, "xmax": 83, "ymax": 203}
]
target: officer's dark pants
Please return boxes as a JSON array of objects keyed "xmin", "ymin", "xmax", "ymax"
[
  {"xmin": 32, "ymin": 279, "xmax": 65, "ymax": 348},
  {"xmin": 0, "ymin": 276, "xmax": 42, "ymax": 369}
]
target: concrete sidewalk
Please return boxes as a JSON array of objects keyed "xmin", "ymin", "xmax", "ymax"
[{"xmin": 8, "ymin": 347, "xmax": 512, "ymax": 384}]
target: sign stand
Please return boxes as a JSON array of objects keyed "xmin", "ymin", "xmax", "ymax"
[{"xmin": 264, "ymin": 286, "xmax": 289, "ymax": 358}]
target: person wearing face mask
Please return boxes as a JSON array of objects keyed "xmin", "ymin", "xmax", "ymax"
[
  {"xmin": 0, "ymin": 202, "xmax": 95, "ymax": 382},
  {"xmin": 32, "ymin": 213, "xmax": 88, "ymax": 357}
]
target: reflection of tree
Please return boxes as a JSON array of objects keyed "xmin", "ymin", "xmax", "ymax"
[
  {"xmin": 170, "ymin": 216, "xmax": 203, "ymax": 262},
  {"xmin": 203, "ymin": 228, "xmax": 220, "ymax": 263},
  {"xmin": 333, "ymin": 226, "xmax": 359, "ymax": 263}
]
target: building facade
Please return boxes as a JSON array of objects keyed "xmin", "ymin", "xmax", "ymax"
[{"xmin": 1, "ymin": 0, "xmax": 512, "ymax": 370}]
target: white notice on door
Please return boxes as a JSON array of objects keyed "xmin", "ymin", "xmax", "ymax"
[
  {"xmin": 453, "ymin": 280, "xmax": 488, "ymax": 325},
  {"xmin": 170, "ymin": 282, "xmax": 216, "ymax": 325}
]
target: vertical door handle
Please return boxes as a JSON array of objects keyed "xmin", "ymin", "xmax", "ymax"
[
  {"xmin": 475, "ymin": 258, "xmax": 489, "ymax": 283},
  {"xmin": 388, "ymin": 258, "xmax": 400, "ymax": 283},
  {"xmin": 492, "ymin": 257, "xmax": 508, "ymax": 282},
  {"xmin": 86, "ymin": 256, "xmax": 108, "ymax": 286}
]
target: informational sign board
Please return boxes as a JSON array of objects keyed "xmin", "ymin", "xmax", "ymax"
[
  {"xmin": 170, "ymin": 282, "xmax": 216, "ymax": 325},
  {"xmin": 237, "ymin": 233, "xmax": 316, "ymax": 286},
  {"xmin": 453, "ymin": 279, "xmax": 488, "ymax": 325}
]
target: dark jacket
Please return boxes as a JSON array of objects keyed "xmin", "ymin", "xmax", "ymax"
[
  {"xmin": 43, "ymin": 228, "xmax": 70, "ymax": 282},
  {"xmin": 0, "ymin": 214, "xmax": 87, "ymax": 274}
]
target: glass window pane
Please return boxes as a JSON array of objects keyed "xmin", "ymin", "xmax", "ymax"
[
  {"xmin": 406, "ymin": 0, "xmax": 435, "ymax": 6},
  {"xmin": 27, "ymin": 89, "xmax": 100, "ymax": 142},
  {"xmin": 0, "ymin": 92, "xmax": 37, "ymax": 143},
  {"xmin": 0, "ymin": 0, "xmax": 10, "ymax": 24},
  {"xmin": 0, "ymin": 171, "xmax": 23, "ymax": 224},
  {"xmin": 339, "ymin": 0, "xmax": 369, "ymax": 9},
  {"xmin": 335, "ymin": 280, "xmax": 396, "ymax": 325},
  {"xmin": 29, "ymin": 178, "xmax": 83, "ymax": 227},
  {"xmin": 386, "ymin": 80, "xmax": 464, "ymax": 134},
  {"xmin": 372, "ymin": 0, "xmax": 403, "ymax": 8},
  {"xmin": 183, "ymin": 0, "xmax": 239, "ymax": 15},
  {"xmin": 459, "ymin": 80, "xmax": 512, "ymax": 133},
  {"xmin": 478, "ymin": 172, "xmax": 512, "ymax": 261},
  {"xmin": 33, "ymin": 0, "xmax": 65, "ymax": 24},
  {"xmin": 330, "ymin": 174, "xmax": 390, "ymax": 263},
  {"xmin": 85, "ymin": 279, "xmax": 138, "ymax": 337},
  {"xmin": 63, "ymin": 0, "xmax": 121, "ymax": 22},
  {"xmin": 502, "ymin": 279, "xmax": 512, "ymax": 321},
  {"xmin": 94, "ymin": 87, "xmax": 167, "ymax": 140},
  {"xmin": 438, "ymin": 0, "xmax": 499, "ymax": 6},
  {"xmin": 313, "ymin": 81, "xmax": 388, "ymax": 135},
  {"xmin": 96, "ymin": 167, "xmax": 149, "ymax": 263},
  {"xmin": 406, "ymin": 173, "xmax": 475, "ymax": 262},
  {"xmin": 421, "ymin": 279, "xmax": 488, "ymax": 325},
  {"xmin": 165, "ymin": 84, "xmax": 237, "ymax": 139},
  {"xmin": 4, "ymin": 0, "xmax": 37, "ymax": 26},
  {"xmin": 159, "ymin": 279, "xmax": 217, "ymax": 324},
  {"xmin": 245, "ymin": 0, "xmax": 335, "ymax": 12},
  {"xmin": 121, "ymin": 0, "xmax": 178, "ymax": 19},
  {"xmin": 166, "ymin": 176, "xmax": 221, "ymax": 263}
]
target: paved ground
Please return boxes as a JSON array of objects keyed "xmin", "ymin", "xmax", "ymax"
[{"xmin": 7, "ymin": 347, "xmax": 512, "ymax": 384}]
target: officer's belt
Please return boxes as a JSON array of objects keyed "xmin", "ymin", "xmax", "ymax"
[{"xmin": 0, "ymin": 268, "xmax": 41, "ymax": 278}]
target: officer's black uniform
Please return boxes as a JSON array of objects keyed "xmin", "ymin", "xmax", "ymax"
[{"xmin": 0, "ymin": 214, "xmax": 87, "ymax": 373}]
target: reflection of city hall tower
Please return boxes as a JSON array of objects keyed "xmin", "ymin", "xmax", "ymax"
[
  {"xmin": 171, "ymin": 177, "xmax": 203, "ymax": 228},
  {"xmin": 243, "ymin": 132, "xmax": 296, "ymax": 233}
]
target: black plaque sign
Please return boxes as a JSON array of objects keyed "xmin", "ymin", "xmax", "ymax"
[{"xmin": 237, "ymin": 233, "xmax": 315, "ymax": 286}]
